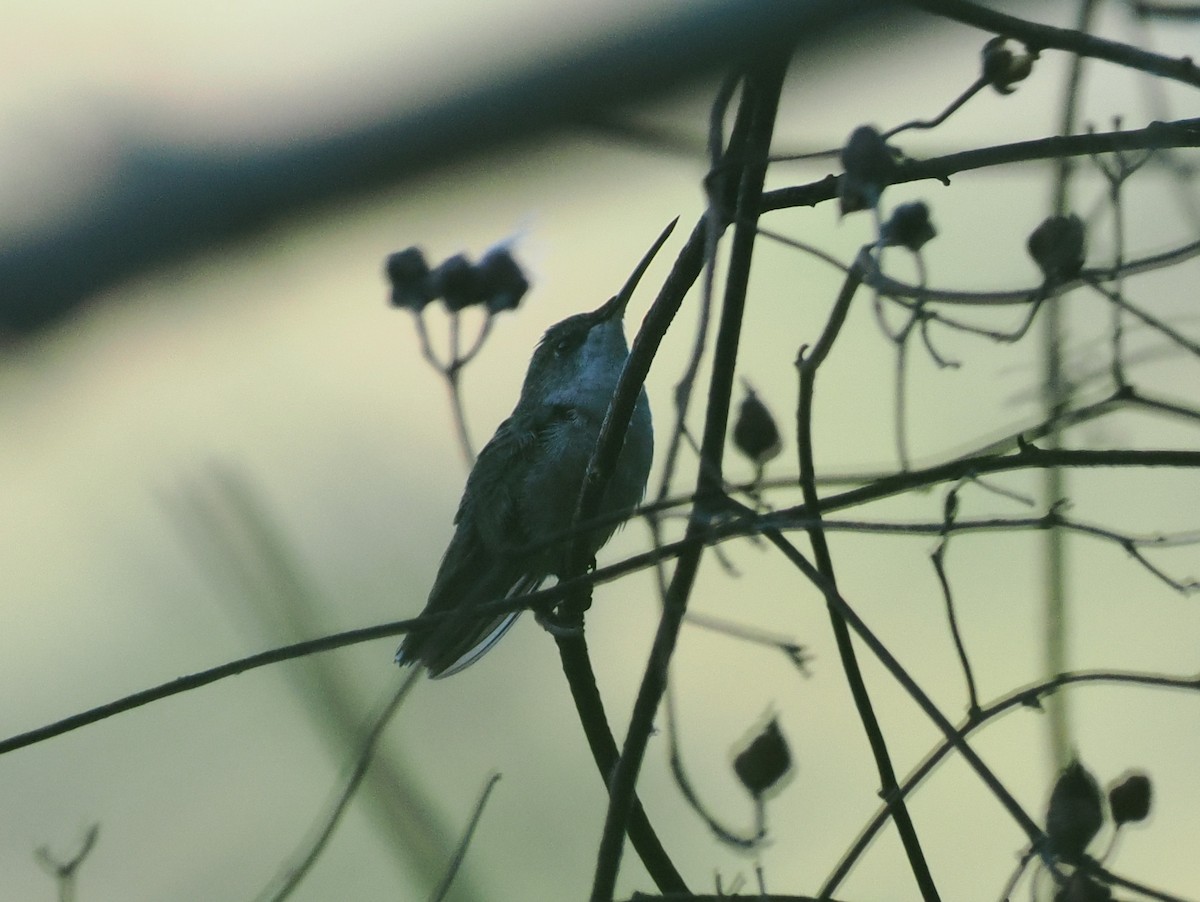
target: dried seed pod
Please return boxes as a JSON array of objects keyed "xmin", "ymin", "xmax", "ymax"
[
  {"xmin": 1109, "ymin": 772, "xmax": 1152, "ymax": 826},
  {"xmin": 733, "ymin": 385, "xmax": 782, "ymax": 467},
  {"xmin": 476, "ymin": 246, "xmax": 530, "ymax": 314},
  {"xmin": 1028, "ymin": 214, "xmax": 1086, "ymax": 286},
  {"xmin": 881, "ymin": 202, "xmax": 936, "ymax": 252},
  {"xmin": 981, "ymin": 36, "xmax": 1036, "ymax": 95},
  {"xmin": 385, "ymin": 247, "xmax": 434, "ymax": 311},
  {"xmin": 429, "ymin": 253, "xmax": 482, "ymax": 311},
  {"xmin": 839, "ymin": 125, "xmax": 900, "ymax": 214},
  {"xmin": 1045, "ymin": 759, "xmax": 1104, "ymax": 862},
  {"xmin": 733, "ymin": 717, "xmax": 793, "ymax": 799}
]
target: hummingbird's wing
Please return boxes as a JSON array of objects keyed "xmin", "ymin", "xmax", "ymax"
[{"xmin": 397, "ymin": 408, "xmax": 557, "ymax": 677}]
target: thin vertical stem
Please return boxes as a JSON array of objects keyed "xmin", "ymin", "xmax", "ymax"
[
  {"xmin": 796, "ymin": 253, "xmax": 940, "ymax": 900},
  {"xmin": 1043, "ymin": 0, "xmax": 1097, "ymax": 769},
  {"xmin": 589, "ymin": 49, "xmax": 789, "ymax": 902},
  {"xmin": 931, "ymin": 543, "xmax": 980, "ymax": 715},
  {"xmin": 445, "ymin": 312, "xmax": 477, "ymax": 465},
  {"xmin": 444, "ymin": 367, "xmax": 476, "ymax": 467}
]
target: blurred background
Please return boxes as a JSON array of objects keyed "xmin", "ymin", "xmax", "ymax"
[{"xmin": 1, "ymin": 1, "xmax": 1198, "ymax": 899}]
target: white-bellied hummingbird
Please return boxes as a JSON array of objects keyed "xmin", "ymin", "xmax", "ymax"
[{"xmin": 396, "ymin": 222, "xmax": 674, "ymax": 677}]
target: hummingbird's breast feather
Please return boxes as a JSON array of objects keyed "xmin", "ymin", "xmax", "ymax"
[
  {"xmin": 518, "ymin": 406, "xmax": 603, "ymax": 548},
  {"xmin": 517, "ymin": 391, "xmax": 652, "ymax": 574}
]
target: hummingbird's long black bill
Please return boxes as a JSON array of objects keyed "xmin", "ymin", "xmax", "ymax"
[{"xmin": 594, "ymin": 217, "xmax": 679, "ymax": 321}]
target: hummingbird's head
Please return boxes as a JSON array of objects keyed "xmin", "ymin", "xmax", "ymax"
[
  {"xmin": 521, "ymin": 295, "xmax": 631, "ymax": 409},
  {"xmin": 520, "ymin": 219, "xmax": 676, "ymax": 410}
]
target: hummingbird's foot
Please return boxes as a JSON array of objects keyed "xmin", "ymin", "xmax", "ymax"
[{"xmin": 535, "ymin": 607, "xmax": 584, "ymax": 638}]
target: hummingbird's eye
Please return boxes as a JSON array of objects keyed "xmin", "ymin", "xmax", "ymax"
[{"xmin": 553, "ymin": 334, "xmax": 582, "ymax": 356}]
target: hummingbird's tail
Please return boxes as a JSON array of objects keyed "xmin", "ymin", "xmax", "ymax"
[
  {"xmin": 396, "ymin": 606, "xmax": 522, "ymax": 678},
  {"xmin": 396, "ymin": 534, "xmax": 543, "ymax": 678}
]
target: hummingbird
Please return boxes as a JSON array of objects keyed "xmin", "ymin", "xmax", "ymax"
[{"xmin": 396, "ymin": 223, "xmax": 674, "ymax": 677}]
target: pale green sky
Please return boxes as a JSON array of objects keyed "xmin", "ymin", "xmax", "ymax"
[{"xmin": 1, "ymin": 3, "xmax": 1198, "ymax": 901}]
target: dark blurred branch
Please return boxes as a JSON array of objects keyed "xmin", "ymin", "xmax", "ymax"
[
  {"xmin": 1131, "ymin": 2, "xmax": 1200, "ymax": 19},
  {"xmin": 0, "ymin": 0, "xmax": 886, "ymax": 334}
]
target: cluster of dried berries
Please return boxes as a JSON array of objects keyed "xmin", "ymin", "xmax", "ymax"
[
  {"xmin": 1037, "ymin": 761, "xmax": 1153, "ymax": 900},
  {"xmin": 838, "ymin": 130, "xmax": 938, "ymax": 254},
  {"xmin": 386, "ymin": 245, "xmax": 530, "ymax": 315},
  {"xmin": 1044, "ymin": 759, "xmax": 1153, "ymax": 861}
]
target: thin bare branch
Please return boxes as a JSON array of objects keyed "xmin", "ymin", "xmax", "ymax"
[
  {"xmin": 255, "ymin": 673, "xmax": 420, "ymax": 902},
  {"xmin": 905, "ymin": 0, "xmax": 1200, "ymax": 87},
  {"xmin": 426, "ymin": 773, "xmax": 503, "ymax": 902}
]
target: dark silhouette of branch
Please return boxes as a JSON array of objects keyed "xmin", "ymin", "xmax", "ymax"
[
  {"xmin": 1083, "ymin": 277, "xmax": 1200, "ymax": 358},
  {"xmin": 905, "ymin": 0, "xmax": 1200, "ymax": 87},
  {"xmin": 549, "ymin": 191, "xmax": 721, "ymax": 896},
  {"xmin": 795, "ymin": 252, "xmax": 940, "ymax": 899},
  {"xmin": 3, "ymin": 442, "xmax": 1196, "ymax": 761},
  {"xmin": 664, "ymin": 686, "xmax": 767, "ymax": 850},
  {"xmin": 761, "ymin": 118, "xmax": 1200, "ymax": 214},
  {"xmin": 1132, "ymin": 1, "xmax": 1200, "ymax": 19},
  {"xmin": 765, "ymin": 227, "xmax": 1200, "ymax": 308},
  {"xmin": 751, "ymin": 521, "xmax": 1052, "ymax": 849},
  {"xmin": 554, "ymin": 633, "xmax": 688, "ymax": 893},
  {"xmin": 591, "ymin": 49, "xmax": 790, "ymax": 902},
  {"xmin": 804, "ymin": 513, "xmax": 1200, "ymax": 595},
  {"xmin": 931, "ymin": 535, "xmax": 981, "ymax": 715},
  {"xmin": 629, "ymin": 894, "xmax": 851, "ymax": 902},
  {"xmin": 0, "ymin": 620, "xmax": 397, "ymax": 756},
  {"xmin": 821, "ymin": 667, "xmax": 1200, "ymax": 897},
  {"xmin": 547, "ymin": 76, "xmax": 758, "ymax": 898},
  {"xmin": 791, "ymin": 445, "xmax": 1200, "ymax": 524},
  {"xmin": 543, "ymin": 80, "xmax": 751, "ymax": 888},
  {"xmin": 653, "ymin": 72, "xmax": 745, "ymax": 503}
]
